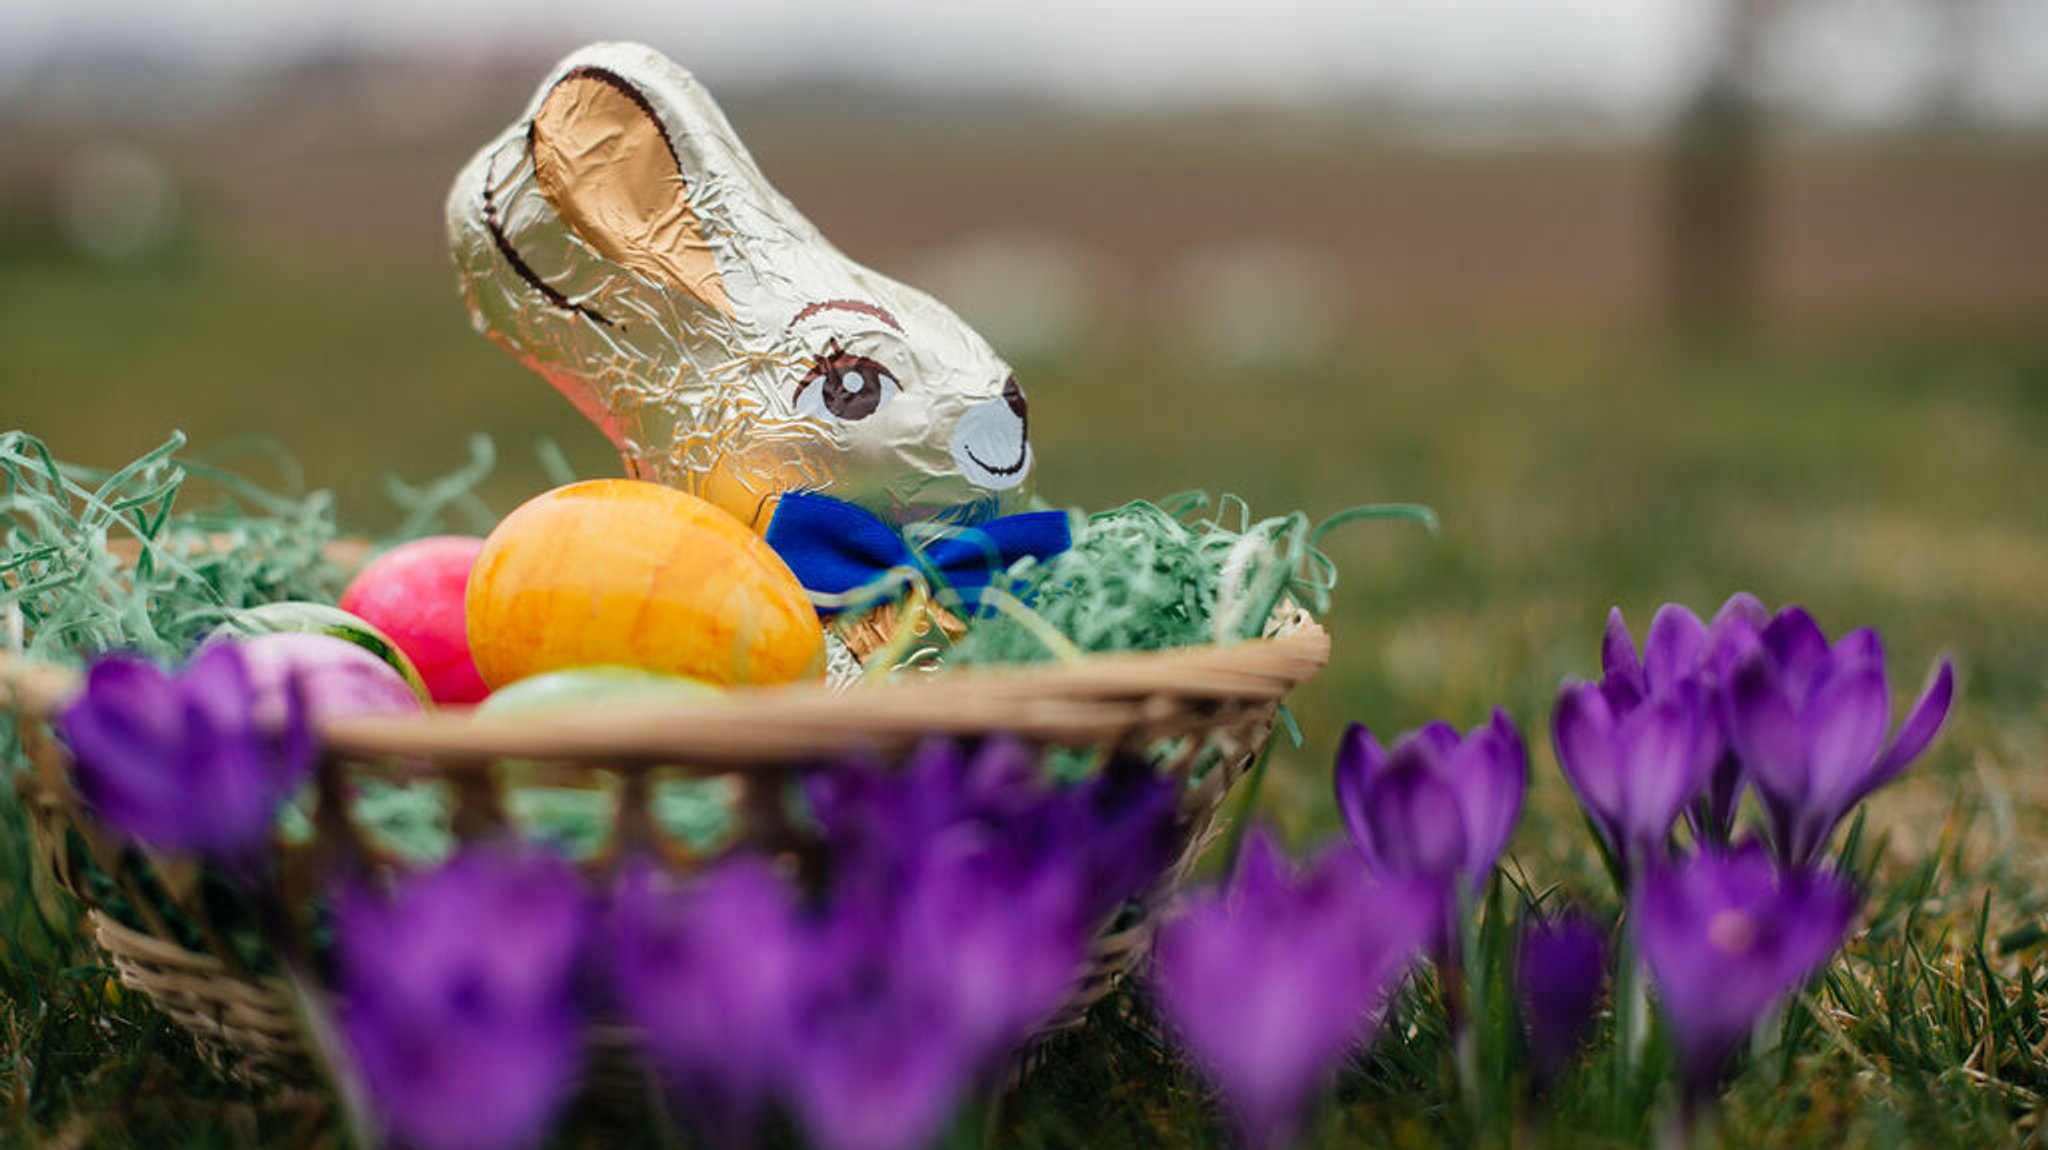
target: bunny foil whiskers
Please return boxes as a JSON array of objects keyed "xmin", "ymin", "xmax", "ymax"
[{"xmin": 448, "ymin": 43, "xmax": 1038, "ymax": 535}]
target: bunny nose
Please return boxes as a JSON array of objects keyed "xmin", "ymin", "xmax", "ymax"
[{"xmin": 950, "ymin": 384, "xmax": 1033, "ymax": 491}]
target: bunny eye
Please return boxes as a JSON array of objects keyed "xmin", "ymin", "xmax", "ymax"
[{"xmin": 794, "ymin": 342, "xmax": 900, "ymax": 423}]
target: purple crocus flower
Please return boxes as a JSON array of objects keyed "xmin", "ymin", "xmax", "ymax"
[
  {"xmin": 1333, "ymin": 711, "xmax": 1526, "ymax": 893},
  {"xmin": 803, "ymin": 737, "xmax": 1042, "ymax": 887},
  {"xmin": 781, "ymin": 837, "xmax": 1093, "ymax": 1150},
  {"xmin": 782, "ymin": 909, "xmax": 982, "ymax": 1150},
  {"xmin": 1598, "ymin": 596, "xmax": 1769, "ymax": 712},
  {"xmin": 784, "ymin": 740, "xmax": 1132, "ymax": 1150},
  {"xmin": 1552, "ymin": 683, "xmax": 1710, "ymax": 877},
  {"xmin": 56, "ymin": 643, "xmax": 315, "ymax": 863},
  {"xmin": 1721, "ymin": 607, "xmax": 1955, "ymax": 865},
  {"xmin": 1584, "ymin": 596, "xmax": 1769, "ymax": 850},
  {"xmin": 615, "ymin": 840, "xmax": 1084, "ymax": 1150},
  {"xmin": 886, "ymin": 833, "xmax": 1095, "ymax": 1055},
  {"xmin": 1056, "ymin": 751, "xmax": 1184, "ymax": 914},
  {"xmin": 807, "ymin": 737, "xmax": 1179, "ymax": 934},
  {"xmin": 1633, "ymin": 845, "xmax": 1856, "ymax": 1103},
  {"xmin": 611, "ymin": 738, "xmax": 1156, "ymax": 1150},
  {"xmin": 609, "ymin": 856, "xmax": 801, "ymax": 1147},
  {"xmin": 1152, "ymin": 829, "xmax": 1437, "ymax": 1150},
  {"xmin": 336, "ymin": 845, "xmax": 588, "ymax": 1150},
  {"xmin": 1516, "ymin": 910, "xmax": 1607, "ymax": 1082}
]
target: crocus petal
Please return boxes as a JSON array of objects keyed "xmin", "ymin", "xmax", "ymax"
[
  {"xmin": 1154, "ymin": 842, "xmax": 1428, "ymax": 1150},
  {"xmin": 958, "ymin": 738, "xmax": 1050, "ymax": 827},
  {"xmin": 1601, "ymin": 608, "xmax": 1643, "ymax": 689},
  {"xmin": 1599, "ymin": 669, "xmax": 1644, "ymax": 716},
  {"xmin": 60, "ymin": 656, "xmax": 182, "ymax": 777},
  {"xmin": 178, "ymin": 696, "xmax": 279, "ymax": 855},
  {"xmin": 1763, "ymin": 607, "xmax": 1831, "ymax": 704},
  {"xmin": 1723, "ymin": 656, "xmax": 1808, "ymax": 813},
  {"xmin": 182, "ymin": 641, "xmax": 259, "ymax": 733},
  {"xmin": 1642, "ymin": 604, "xmax": 1708, "ymax": 694},
  {"xmin": 904, "ymin": 864, "xmax": 1086, "ymax": 1051},
  {"xmin": 1775, "ymin": 870, "xmax": 1861, "ymax": 985},
  {"xmin": 58, "ymin": 645, "xmax": 309, "ymax": 860},
  {"xmin": 1632, "ymin": 846, "xmax": 1857, "ymax": 1095},
  {"xmin": 1333, "ymin": 723, "xmax": 1386, "ymax": 862},
  {"xmin": 346, "ymin": 1001, "xmax": 580, "ymax": 1150},
  {"xmin": 1830, "ymin": 627, "xmax": 1884, "ymax": 667},
  {"xmin": 338, "ymin": 846, "xmax": 588, "ymax": 1150},
  {"xmin": 619, "ymin": 859, "xmax": 800, "ymax": 1042},
  {"xmin": 1067, "ymin": 760, "xmax": 1180, "ymax": 916},
  {"xmin": 1443, "ymin": 711, "xmax": 1525, "ymax": 882},
  {"xmin": 1409, "ymin": 721, "xmax": 1464, "ymax": 761},
  {"xmin": 1362, "ymin": 747, "xmax": 1469, "ymax": 880},
  {"xmin": 1552, "ymin": 683, "xmax": 1623, "ymax": 847},
  {"xmin": 1869, "ymin": 658, "xmax": 1955, "ymax": 788},
  {"xmin": 1703, "ymin": 595, "xmax": 1768, "ymax": 682},
  {"xmin": 1695, "ymin": 751, "xmax": 1746, "ymax": 845},
  {"xmin": 1231, "ymin": 827, "xmax": 1295, "ymax": 907},
  {"xmin": 786, "ymin": 1015, "xmax": 966, "ymax": 1150},
  {"xmin": 1518, "ymin": 911, "xmax": 1607, "ymax": 1079},
  {"xmin": 1711, "ymin": 593, "xmax": 1769, "ymax": 631},
  {"xmin": 60, "ymin": 677, "xmax": 189, "ymax": 839},
  {"xmin": 1801, "ymin": 659, "xmax": 1890, "ymax": 820},
  {"xmin": 1613, "ymin": 694, "xmax": 1704, "ymax": 856}
]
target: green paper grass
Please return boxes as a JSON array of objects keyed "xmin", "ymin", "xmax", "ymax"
[
  {"xmin": 1, "ymin": 429, "xmax": 346, "ymax": 666},
  {"xmin": 951, "ymin": 492, "xmax": 1435, "ymax": 666}
]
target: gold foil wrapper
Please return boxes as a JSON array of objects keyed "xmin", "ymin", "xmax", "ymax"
[{"xmin": 447, "ymin": 42, "xmax": 1036, "ymax": 530}]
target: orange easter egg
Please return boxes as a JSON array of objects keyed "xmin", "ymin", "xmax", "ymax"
[{"xmin": 467, "ymin": 479, "xmax": 825, "ymax": 689}]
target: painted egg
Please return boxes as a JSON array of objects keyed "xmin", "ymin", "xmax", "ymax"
[
  {"xmin": 234, "ymin": 632, "xmax": 426, "ymax": 727},
  {"xmin": 476, "ymin": 666, "xmax": 722, "ymax": 716},
  {"xmin": 465, "ymin": 479, "xmax": 825, "ymax": 689},
  {"xmin": 474, "ymin": 667, "xmax": 734, "ymax": 858},
  {"xmin": 339, "ymin": 535, "xmax": 490, "ymax": 705},
  {"xmin": 214, "ymin": 601, "xmax": 432, "ymax": 704}
]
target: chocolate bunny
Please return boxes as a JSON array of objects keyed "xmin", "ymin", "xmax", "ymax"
[{"xmin": 447, "ymin": 42, "xmax": 1035, "ymax": 532}]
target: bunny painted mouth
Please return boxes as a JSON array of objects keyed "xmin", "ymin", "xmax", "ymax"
[{"xmin": 963, "ymin": 441, "xmax": 1029, "ymax": 477}]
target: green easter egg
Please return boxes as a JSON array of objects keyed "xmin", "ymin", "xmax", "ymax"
[
  {"xmin": 477, "ymin": 666, "xmax": 723, "ymax": 716},
  {"xmin": 215, "ymin": 601, "xmax": 433, "ymax": 704},
  {"xmin": 479, "ymin": 667, "xmax": 730, "ymax": 857}
]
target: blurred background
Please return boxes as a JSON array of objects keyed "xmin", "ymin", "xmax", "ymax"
[{"xmin": 3, "ymin": 0, "xmax": 2044, "ymax": 855}]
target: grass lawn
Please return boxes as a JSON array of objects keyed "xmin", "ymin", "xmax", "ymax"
[{"xmin": 4, "ymin": 230, "xmax": 2047, "ymax": 1147}]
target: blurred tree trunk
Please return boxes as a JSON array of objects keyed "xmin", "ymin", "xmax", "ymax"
[
  {"xmin": 1667, "ymin": 0, "xmax": 1775, "ymax": 337},
  {"xmin": 1925, "ymin": 0, "xmax": 1984, "ymax": 128}
]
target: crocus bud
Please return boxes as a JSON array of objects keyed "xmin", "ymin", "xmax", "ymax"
[
  {"xmin": 1516, "ymin": 910, "xmax": 1607, "ymax": 1081},
  {"xmin": 1333, "ymin": 711, "xmax": 1527, "ymax": 893}
]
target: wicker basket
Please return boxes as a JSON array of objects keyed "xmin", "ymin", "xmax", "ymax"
[{"xmin": 0, "ymin": 610, "xmax": 1328, "ymax": 1086}]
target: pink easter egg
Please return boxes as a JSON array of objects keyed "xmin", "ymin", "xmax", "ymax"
[
  {"xmin": 237, "ymin": 632, "xmax": 424, "ymax": 728},
  {"xmin": 340, "ymin": 535, "xmax": 490, "ymax": 705}
]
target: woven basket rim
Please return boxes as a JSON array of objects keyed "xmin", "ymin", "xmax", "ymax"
[{"xmin": 0, "ymin": 619, "xmax": 1327, "ymax": 767}]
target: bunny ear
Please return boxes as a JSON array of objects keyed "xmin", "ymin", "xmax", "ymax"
[{"xmin": 530, "ymin": 66, "xmax": 734, "ymax": 317}]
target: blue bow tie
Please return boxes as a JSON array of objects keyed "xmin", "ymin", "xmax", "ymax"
[{"xmin": 764, "ymin": 492, "xmax": 1072, "ymax": 613}]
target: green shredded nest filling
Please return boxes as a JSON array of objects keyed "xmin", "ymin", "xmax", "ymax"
[
  {"xmin": 1, "ymin": 430, "xmax": 347, "ymax": 665},
  {"xmin": 951, "ymin": 493, "xmax": 1435, "ymax": 666}
]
